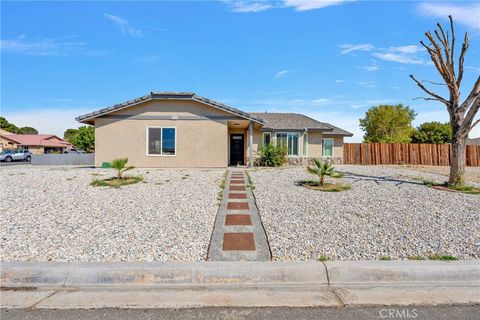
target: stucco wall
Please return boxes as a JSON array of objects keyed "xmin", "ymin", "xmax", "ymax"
[
  {"xmin": 94, "ymin": 100, "xmax": 231, "ymax": 168},
  {"xmin": 251, "ymin": 131, "xmax": 345, "ymax": 163}
]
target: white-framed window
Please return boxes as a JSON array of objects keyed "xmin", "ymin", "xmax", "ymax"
[
  {"xmin": 303, "ymin": 133, "xmax": 308, "ymax": 157},
  {"xmin": 322, "ymin": 138, "xmax": 333, "ymax": 157},
  {"xmin": 262, "ymin": 132, "xmax": 271, "ymax": 146},
  {"xmin": 146, "ymin": 127, "xmax": 176, "ymax": 156},
  {"xmin": 276, "ymin": 132, "xmax": 299, "ymax": 156}
]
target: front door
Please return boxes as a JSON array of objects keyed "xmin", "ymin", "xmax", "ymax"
[{"xmin": 230, "ymin": 134, "xmax": 244, "ymax": 166}]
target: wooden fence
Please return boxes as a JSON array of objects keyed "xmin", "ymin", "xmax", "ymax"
[{"xmin": 343, "ymin": 143, "xmax": 480, "ymax": 167}]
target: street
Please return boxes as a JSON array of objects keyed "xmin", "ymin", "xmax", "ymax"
[{"xmin": 2, "ymin": 305, "xmax": 479, "ymax": 320}]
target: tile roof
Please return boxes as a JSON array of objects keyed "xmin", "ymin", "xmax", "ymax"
[
  {"xmin": 0, "ymin": 134, "xmax": 72, "ymax": 147},
  {"xmin": 76, "ymin": 92, "xmax": 264, "ymax": 124},
  {"xmin": 250, "ymin": 112, "xmax": 353, "ymax": 136}
]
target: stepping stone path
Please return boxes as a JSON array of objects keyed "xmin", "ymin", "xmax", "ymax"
[{"xmin": 207, "ymin": 170, "xmax": 271, "ymax": 261}]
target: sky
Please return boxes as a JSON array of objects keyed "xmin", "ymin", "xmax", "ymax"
[{"xmin": 1, "ymin": 0, "xmax": 479, "ymax": 141}]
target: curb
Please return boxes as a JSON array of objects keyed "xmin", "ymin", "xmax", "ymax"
[{"xmin": 1, "ymin": 261, "xmax": 479, "ymax": 309}]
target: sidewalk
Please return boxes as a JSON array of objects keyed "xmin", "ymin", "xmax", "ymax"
[{"xmin": 1, "ymin": 261, "xmax": 479, "ymax": 309}]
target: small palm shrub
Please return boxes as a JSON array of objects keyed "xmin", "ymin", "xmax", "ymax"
[
  {"xmin": 307, "ymin": 159, "xmax": 343, "ymax": 185},
  {"xmin": 254, "ymin": 144, "xmax": 287, "ymax": 167},
  {"xmin": 105, "ymin": 158, "xmax": 135, "ymax": 179}
]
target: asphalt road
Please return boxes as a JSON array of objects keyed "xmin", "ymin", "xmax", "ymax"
[{"xmin": 2, "ymin": 305, "xmax": 479, "ymax": 320}]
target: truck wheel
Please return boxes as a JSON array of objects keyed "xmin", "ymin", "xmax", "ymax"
[
  {"xmin": 25, "ymin": 156, "xmax": 31, "ymax": 162},
  {"xmin": 5, "ymin": 156, "xmax": 12, "ymax": 162}
]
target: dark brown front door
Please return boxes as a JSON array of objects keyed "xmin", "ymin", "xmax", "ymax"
[{"xmin": 230, "ymin": 134, "xmax": 244, "ymax": 165}]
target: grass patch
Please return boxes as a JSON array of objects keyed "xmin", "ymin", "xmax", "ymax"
[
  {"xmin": 428, "ymin": 254, "xmax": 458, "ymax": 261},
  {"xmin": 423, "ymin": 180, "xmax": 480, "ymax": 194},
  {"xmin": 407, "ymin": 256, "xmax": 425, "ymax": 260},
  {"xmin": 317, "ymin": 255, "xmax": 329, "ymax": 262},
  {"xmin": 154, "ymin": 182, "xmax": 163, "ymax": 186},
  {"xmin": 380, "ymin": 256, "xmax": 392, "ymax": 261},
  {"xmin": 297, "ymin": 180, "xmax": 351, "ymax": 192},
  {"xmin": 90, "ymin": 176, "xmax": 143, "ymax": 188},
  {"xmin": 246, "ymin": 171, "xmax": 255, "ymax": 190},
  {"xmin": 217, "ymin": 170, "xmax": 228, "ymax": 202}
]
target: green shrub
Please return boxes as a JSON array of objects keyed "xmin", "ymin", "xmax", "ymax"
[
  {"xmin": 254, "ymin": 144, "xmax": 287, "ymax": 167},
  {"xmin": 104, "ymin": 158, "xmax": 134, "ymax": 179}
]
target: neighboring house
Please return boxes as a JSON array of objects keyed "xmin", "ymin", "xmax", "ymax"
[
  {"xmin": 467, "ymin": 137, "xmax": 480, "ymax": 146},
  {"xmin": 76, "ymin": 92, "xmax": 352, "ymax": 168},
  {"xmin": 0, "ymin": 131, "xmax": 73, "ymax": 154}
]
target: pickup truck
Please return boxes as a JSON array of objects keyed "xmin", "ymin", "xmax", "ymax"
[{"xmin": 0, "ymin": 150, "xmax": 32, "ymax": 162}]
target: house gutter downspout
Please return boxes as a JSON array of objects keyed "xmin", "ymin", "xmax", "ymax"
[{"xmin": 249, "ymin": 122, "xmax": 254, "ymax": 167}]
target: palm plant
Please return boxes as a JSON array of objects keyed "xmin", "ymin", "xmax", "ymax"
[
  {"xmin": 307, "ymin": 159, "xmax": 335, "ymax": 185},
  {"xmin": 106, "ymin": 158, "xmax": 134, "ymax": 179}
]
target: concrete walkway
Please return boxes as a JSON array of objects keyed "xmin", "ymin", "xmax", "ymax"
[{"xmin": 208, "ymin": 169, "xmax": 270, "ymax": 261}]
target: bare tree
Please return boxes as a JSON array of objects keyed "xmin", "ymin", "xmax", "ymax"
[{"xmin": 410, "ymin": 16, "xmax": 480, "ymax": 186}]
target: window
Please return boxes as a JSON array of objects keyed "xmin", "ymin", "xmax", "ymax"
[
  {"xmin": 303, "ymin": 134, "xmax": 308, "ymax": 157},
  {"xmin": 147, "ymin": 127, "xmax": 176, "ymax": 156},
  {"xmin": 322, "ymin": 138, "xmax": 333, "ymax": 157},
  {"xmin": 262, "ymin": 132, "xmax": 271, "ymax": 146},
  {"xmin": 276, "ymin": 132, "xmax": 299, "ymax": 156}
]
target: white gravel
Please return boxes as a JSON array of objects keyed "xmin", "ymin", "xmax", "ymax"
[
  {"xmin": 250, "ymin": 165, "xmax": 480, "ymax": 261},
  {"xmin": 0, "ymin": 166, "xmax": 223, "ymax": 262}
]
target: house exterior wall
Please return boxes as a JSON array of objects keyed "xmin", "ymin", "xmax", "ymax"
[
  {"xmin": 248, "ymin": 130, "xmax": 345, "ymax": 164},
  {"xmin": 93, "ymin": 100, "xmax": 231, "ymax": 168}
]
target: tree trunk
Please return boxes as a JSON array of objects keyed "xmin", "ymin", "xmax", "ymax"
[
  {"xmin": 320, "ymin": 175, "xmax": 325, "ymax": 185},
  {"xmin": 449, "ymin": 136, "xmax": 467, "ymax": 186}
]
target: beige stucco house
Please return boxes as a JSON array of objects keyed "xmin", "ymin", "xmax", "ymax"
[{"xmin": 76, "ymin": 92, "xmax": 352, "ymax": 168}]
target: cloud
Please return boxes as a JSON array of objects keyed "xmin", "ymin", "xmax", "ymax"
[
  {"xmin": 134, "ymin": 54, "xmax": 160, "ymax": 63},
  {"xmin": 2, "ymin": 108, "xmax": 93, "ymax": 137},
  {"xmin": 104, "ymin": 13, "xmax": 143, "ymax": 37},
  {"xmin": 283, "ymin": 0, "xmax": 349, "ymax": 11},
  {"xmin": 357, "ymin": 81, "xmax": 376, "ymax": 88},
  {"xmin": 362, "ymin": 65, "xmax": 380, "ymax": 72},
  {"xmin": 335, "ymin": 79, "xmax": 345, "ymax": 83},
  {"xmin": 373, "ymin": 45, "xmax": 426, "ymax": 64},
  {"xmin": 417, "ymin": 2, "xmax": 480, "ymax": 30},
  {"xmin": 0, "ymin": 35, "xmax": 102, "ymax": 56},
  {"xmin": 274, "ymin": 70, "xmax": 291, "ymax": 78},
  {"xmin": 225, "ymin": 0, "xmax": 351, "ymax": 13},
  {"xmin": 338, "ymin": 43, "xmax": 375, "ymax": 55},
  {"xmin": 228, "ymin": 1, "xmax": 273, "ymax": 12}
]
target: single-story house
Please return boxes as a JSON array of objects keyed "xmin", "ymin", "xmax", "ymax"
[
  {"xmin": 0, "ymin": 130, "xmax": 73, "ymax": 154},
  {"xmin": 76, "ymin": 92, "xmax": 352, "ymax": 167}
]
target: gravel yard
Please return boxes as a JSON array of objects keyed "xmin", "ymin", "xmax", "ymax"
[
  {"xmin": 1, "ymin": 166, "xmax": 223, "ymax": 262},
  {"xmin": 250, "ymin": 165, "xmax": 480, "ymax": 261}
]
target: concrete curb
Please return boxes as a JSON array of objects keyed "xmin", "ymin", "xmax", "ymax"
[{"xmin": 1, "ymin": 261, "xmax": 479, "ymax": 308}]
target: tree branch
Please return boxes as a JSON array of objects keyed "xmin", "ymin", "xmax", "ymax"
[
  {"xmin": 457, "ymin": 32, "xmax": 469, "ymax": 87},
  {"xmin": 460, "ymin": 76, "xmax": 480, "ymax": 113},
  {"xmin": 469, "ymin": 119, "xmax": 480, "ymax": 133},
  {"xmin": 449, "ymin": 15, "xmax": 455, "ymax": 76},
  {"xmin": 409, "ymin": 74, "xmax": 450, "ymax": 106}
]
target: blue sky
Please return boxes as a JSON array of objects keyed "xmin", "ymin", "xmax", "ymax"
[{"xmin": 1, "ymin": 0, "xmax": 479, "ymax": 141}]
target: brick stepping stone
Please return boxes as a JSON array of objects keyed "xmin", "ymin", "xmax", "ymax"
[
  {"xmin": 223, "ymin": 233, "xmax": 255, "ymax": 251},
  {"xmin": 228, "ymin": 193, "xmax": 247, "ymax": 199},
  {"xmin": 225, "ymin": 214, "xmax": 252, "ymax": 226},
  {"xmin": 229, "ymin": 185, "xmax": 246, "ymax": 191},
  {"xmin": 227, "ymin": 202, "xmax": 249, "ymax": 210},
  {"xmin": 230, "ymin": 179, "xmax": 245, "ymax": 184}
]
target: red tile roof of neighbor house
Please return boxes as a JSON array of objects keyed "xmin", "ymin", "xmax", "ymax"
[{"xmin": 0, "ymin": 134, "xmax": 72, "ymax": 148}]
